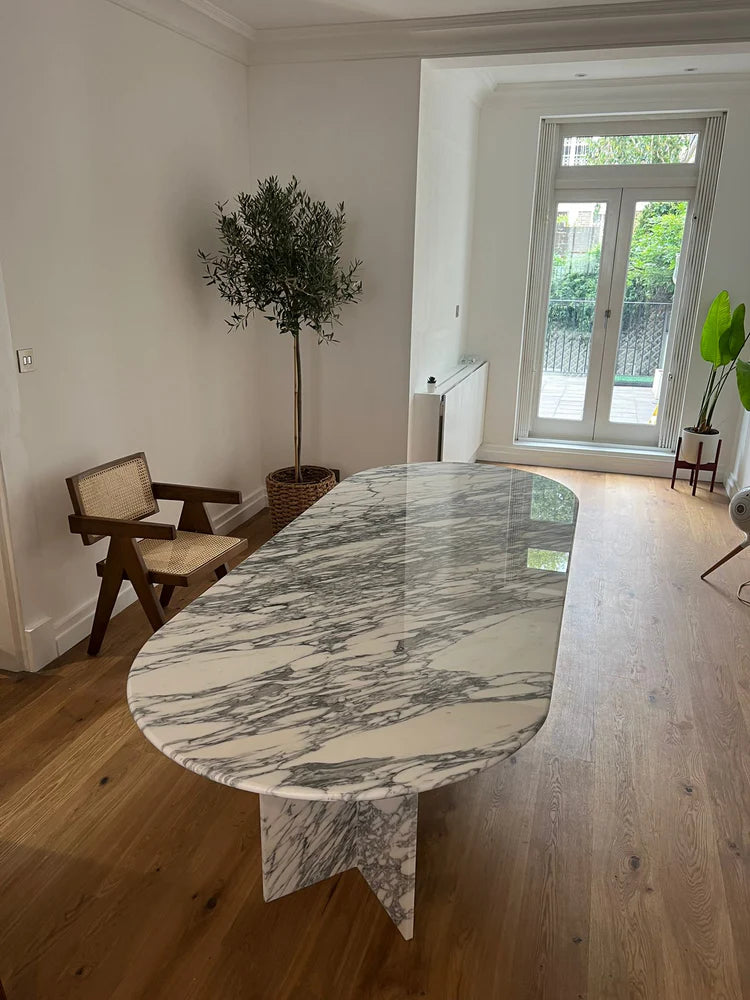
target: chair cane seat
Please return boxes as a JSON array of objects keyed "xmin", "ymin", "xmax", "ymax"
[
  {"xmin": 139, "ymin": 530, "xmax": 245, "ymax": 578},
  {"xmin": 69, "ymin": 452, "xmax": 246, "ymax": 654}
]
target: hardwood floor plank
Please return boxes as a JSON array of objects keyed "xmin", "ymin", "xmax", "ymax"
[
  {"xmin": 1, "ymin": 482, "xmax": 749, "ymax": 999},
  {"xmin": 649, "ymin": 481, "xmax": 750, "ymax": 999},
  {"xmin": 588, "ymin": 679, "xmax": 667, "ymax": 1000},
  {"xmin": 509, "ymin": 752, "xmax": 593, "ymax": 1000}
]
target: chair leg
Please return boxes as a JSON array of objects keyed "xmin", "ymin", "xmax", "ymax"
[
  {"xmin": 119, "ymin": 538, "xmax": 166, "ymax": 633},
  {"xmin": 215, "ymin": 563, "xmax": 229, "ymax": 581},
  {"xmin": 88, "ymin": 553, "xmax": 124, "ymax": 656},
  {"xmin": 701, "ymin": 540, "xmax": 749, "ymax": 580},
  {"xmin": 160, "ymin": 584, "xmax": 176, "ymax": 608},
  {"xmin": 130, "ymin": 574, "xmax": 166, "ymax": 632}
]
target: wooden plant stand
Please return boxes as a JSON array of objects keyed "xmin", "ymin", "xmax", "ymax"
[{"xmin": 670, "ymin": 435, "xmax": 722, "ymax": 497}]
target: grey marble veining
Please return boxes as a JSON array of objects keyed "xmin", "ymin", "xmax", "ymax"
[
  {"xmin": 127, "ymin": 463, "xmax": 578, "ymax": 802},
  {"xmin": 260, "ymin": 795, "xmax": 357, "ymax": 900},
  {"xmin": 260, "ymin": 793, "xmax": 418, "ymax": 938},
  {"xmin": 357, "ymin": 795, "xmax": 418, "ymax": 938},
  {"xmin": 127, "ymin": 463, "xmax": 578, "ymax": 938}
]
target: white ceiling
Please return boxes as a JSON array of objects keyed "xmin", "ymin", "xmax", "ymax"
[
  {"xmin": 433, "ymin": 46, "xmax": 750, "ymax": 85},
  {"xmin": 211, "ymin": 0, "xmax": 655, "ymax": 31}
]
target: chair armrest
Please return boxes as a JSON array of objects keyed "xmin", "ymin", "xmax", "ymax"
[
  {"xmin": 68, "ymin": 515, "xmax": 177, "ymax": 540},
  {"xmin": 152, "ymin": 482, "xmax": 242, "ymax": 505}
]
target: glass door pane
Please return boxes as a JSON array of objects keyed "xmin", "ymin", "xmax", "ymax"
[
  {"xmin": 537, "ymin": 201, "xmax": 608, "ymax": 423},
  {"xmin": 607, "ymin": 199, "xmax": 688, "ymax": 426}
]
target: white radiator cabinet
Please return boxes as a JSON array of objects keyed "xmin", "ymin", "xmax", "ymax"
[{"xmin": 410, "ymin": 361, "xmax": 489, "ymax": 463}]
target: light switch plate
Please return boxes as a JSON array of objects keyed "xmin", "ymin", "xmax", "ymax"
[{"xmin": 16, "ymin": 348, "xmax": 35, "ymax": 373}]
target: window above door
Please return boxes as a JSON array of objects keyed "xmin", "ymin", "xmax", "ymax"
[
  {"xmin": 561, "ymin": 131, "xmax": 698, "ymax": 167},
  {"xmin": 555, "ymin": 117, "xmax": 705, "ymax": 191}
]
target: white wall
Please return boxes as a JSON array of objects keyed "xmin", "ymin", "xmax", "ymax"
[
  {"xmin": 0, "ymin": 0, "xmax": 261, "ymax": 662},
  {"xmin": 467, "ymin": 76, "xmax": 750, "ymax": 477},
  {"xmin": 8, "ymin": 14, "xmax": 748, "ymax": 668},
  {"xmin": 247, "ymin": 58, "xmax": 421, "ymax": 479},
  {"xmin": 728, "ymin": 414, "xmax": 750, "ymax": 495},
  {"xmin": 0, "ymin": 263, "xmax": 28, "ymax": 669},
  {"xmin": 0, "ymin": 550, "xmax": 16, "ymax": 666},
  {"xmin": 407, "ymin": 65, "xmax": 485, "ymax": 460},
  {"xmin": 409, "ymin": 66, "xmax": 483, "ymax": 396}
]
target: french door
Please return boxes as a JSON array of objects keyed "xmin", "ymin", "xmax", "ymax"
[{"xmin": 530, "ymin": 186, "xmax": 692, "ymax": 446}]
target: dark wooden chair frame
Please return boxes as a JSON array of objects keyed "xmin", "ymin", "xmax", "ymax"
[{"xmin": 67, "ymin": 453, "xmax": 246, "ymax": 656}]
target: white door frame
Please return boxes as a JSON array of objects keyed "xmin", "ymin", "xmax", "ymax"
[
  {"xmin": 529, "ymin": 189, "xmax": 622, "ymax": 441},
  {"xmin": 0, "ymin": 457, "xmax": 25, "ymax": 671},
  {"xmin": 529, "ymin": 180, "xmax": 696, "ymax": 446},
  {"xmin": 517, "ymin": 111, "xmax": 725, "ymax": 450},
  {"xmin": 0, "ymin": 263, "xmax": 30, "ymax": 671},
  {"xmin": 593, "ymin": 186, "xmax": 694, "ymax": 446}
]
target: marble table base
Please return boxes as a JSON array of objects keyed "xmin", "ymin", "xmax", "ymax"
[{"xmin": 260, "ymin": 793, "xmax": 418, "ymax": 939}]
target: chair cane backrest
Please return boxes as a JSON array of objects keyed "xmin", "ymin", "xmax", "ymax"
[{"xmin": 67, "ymin": 452, "xmax": 158, "ymax": 545}]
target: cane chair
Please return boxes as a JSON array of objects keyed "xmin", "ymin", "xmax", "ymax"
[{"xmin": 67, "ymin": 453, "xmax": 247, "ymax": 655}]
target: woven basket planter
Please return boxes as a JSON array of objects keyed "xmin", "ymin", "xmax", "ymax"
[{"xmin": 266, "ymin": 466, "xmax": 337, "ymax": 534}]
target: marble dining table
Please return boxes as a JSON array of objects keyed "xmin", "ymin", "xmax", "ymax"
[{"xmin": 127, "ymin": 462, "xmax": 578, "ymax": 939}]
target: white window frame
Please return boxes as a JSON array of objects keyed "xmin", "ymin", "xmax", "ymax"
[
  {"xmin": 528, "ymin": 188, "xmax": 622, "ymax": 442},
  {"xmin": 516, "ymin": 111, "xmax": 726, "ymax": 451}
]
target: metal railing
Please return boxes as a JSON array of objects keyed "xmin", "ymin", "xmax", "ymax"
[{"xmin": 543, "ymin": 299, "xmax": 672, "ymax": 380}]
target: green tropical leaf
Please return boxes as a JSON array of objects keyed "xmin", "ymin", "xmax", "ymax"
[
  {"xmin": 701, "ymin": 290, "xmax": 732, "ymax": 366},
  {"xmin": 737, "ymin": 359, "xmax": 750, "ymax": 410},
  {"xmin": 726, "ymin": 302, "xmax": 746, "ymax": 359}
]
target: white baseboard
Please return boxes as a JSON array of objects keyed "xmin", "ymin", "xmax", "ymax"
[
  {"xmin": 212, "ymin": 486, "xmax": 266, "ymax": 534},
  {"xmin": 477, "ymin": 440, "xmax": 729, "ymax": 482},
  {"xmin": 55, "ymin": 583, "xmax": 138, "ymax": 659},
  {"xmin": 23, "ymin": 617, "xmax": 59, "ymax": 672},
  {"xmin": 53, "ymin": 485, "xmax": 268, "ymax": 660}
]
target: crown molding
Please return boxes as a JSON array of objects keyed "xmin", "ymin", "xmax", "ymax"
[
  {"xmin": 106, "ymin": 0, "xmax": 750, "ymax": 67},
  {"xmin": 247, "ymin": 0, "xmax": 750, "ymax": 64},
  {"xmin": 105, "ymin": 0, "xmax": 254, "ymax": 63},
  {"xmin": 482, "ymin": 71, "xmax": 750, "ymax": 108},
  {"xmin": 177, "ymin": 0, "xmax": 255, "ymax": 38}
]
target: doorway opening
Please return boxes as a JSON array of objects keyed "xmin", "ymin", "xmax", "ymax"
[
  {"xmin": 534, "ymin": 189, "xmax": 690, "ymax": 445},
  {"xmin": 522, "ymin": 116, "xmax": 721, "ymax": 449}
]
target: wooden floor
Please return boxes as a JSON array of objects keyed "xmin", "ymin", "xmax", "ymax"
[{"xmin": 1, "ymin": 468, "xmax": 749, "ymax": 1000}]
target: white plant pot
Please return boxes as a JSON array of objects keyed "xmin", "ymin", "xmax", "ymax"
[{"xmin": 681, "ymin": 427, "xmax": 720, "ymax": 465}]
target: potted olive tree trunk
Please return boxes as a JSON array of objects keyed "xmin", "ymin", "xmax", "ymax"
[
  {"xmin": 199, "ymin": 177, "xmax": 362, "ymax": 532},
  {"xmin": 683, "ymin": 290, "xmax": 750, "ymax": 463}
]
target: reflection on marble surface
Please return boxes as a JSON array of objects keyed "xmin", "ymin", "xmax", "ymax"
[
  {"xmin": 127, "ymin": 462, "xmax": 578, "ymax": 938},
  {"xmin": 127, "ymin": 463, "xmax": 578, "ymax": 802},
  {"xmin": 260, "ymin": 793, "xmax": 418, "ymax": 938}
]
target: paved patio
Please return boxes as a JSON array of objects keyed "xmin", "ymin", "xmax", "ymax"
[{"xmin": 539, "ymin": 373, "xmax": 657, "ymax": 424}]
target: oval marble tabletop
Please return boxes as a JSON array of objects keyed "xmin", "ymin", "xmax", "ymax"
[
  {"xmin": 127, "ymin": 463, "xmax": 578, "ymax": 803},
  {"xmin": 128, "ymin": 462, "xmax": 578, "ymax": 938}
]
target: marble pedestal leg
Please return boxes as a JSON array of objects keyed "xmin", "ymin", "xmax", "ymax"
[{"xmin": 259, "ymin": 793, "xmax": 418, "ymax": 939}]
